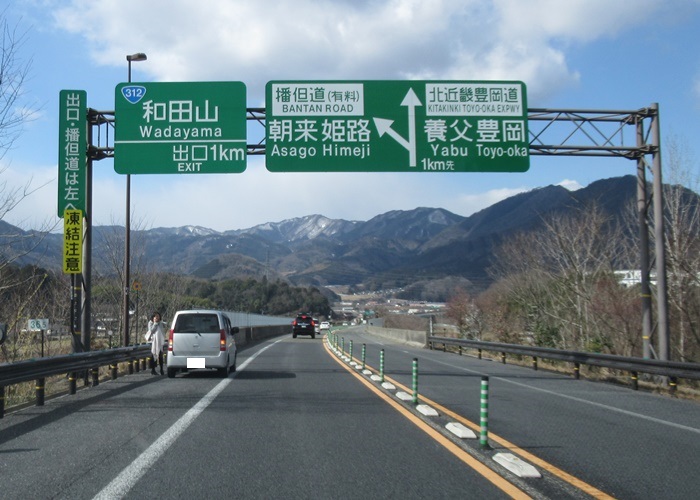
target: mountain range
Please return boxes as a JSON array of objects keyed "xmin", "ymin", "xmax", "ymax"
[{"xmin": 1, "ymin": 175, "xmax": 675, "ymax": 291}]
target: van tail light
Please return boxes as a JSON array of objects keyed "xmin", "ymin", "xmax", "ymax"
[
  {"xmin": 292, "ymin": 320, "xmax": 297, "ymax": 326},
  {"xmin": 220, "ymin": 329, "xmax": 226, "ymax": 351},
  {"xmin": 168, "ymin": 329, "xmax": 174, "ymax": 351}
]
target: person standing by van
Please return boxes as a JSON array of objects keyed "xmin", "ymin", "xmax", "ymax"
[{"xmin": 146, "ymin": 311, "xmax": 166, "ymax": 375}]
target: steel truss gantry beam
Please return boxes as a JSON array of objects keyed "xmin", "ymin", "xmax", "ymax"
[
  {"xmin": 86, "ymin": 103, "xmax": 667, "ymax": 361},
  {"xmin": 527, "ymin": 105, "xmax": 665, "ymax": 362}
]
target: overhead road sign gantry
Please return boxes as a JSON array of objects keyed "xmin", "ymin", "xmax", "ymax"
[
  {"xmin": 114, "ymin": 81, "xmax": 247, "ymax": 174},
  {"xmin": 265, "ymin": 80, "xmax": 528, "ymax": 173}
]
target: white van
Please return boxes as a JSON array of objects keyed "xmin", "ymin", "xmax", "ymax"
[{"xmin": 166, "ymin": 309, "xmax": 238, "ymax": 378}]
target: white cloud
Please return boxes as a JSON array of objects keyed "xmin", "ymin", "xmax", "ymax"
[
  {"xmin": 494, "ymin": 0, "xmax": 664, "ymax": 42},
  {"xmin": 45, "ymin": 0, "xmax": 584, "ymax": 101},
  {"xmin": 558, "ymin": 179, "xmax": 583, "ymax": 191},
  {"xmin": 454, "ymin": 186, "xmax": 528, "ymax": 216},
  {"xmin": 47, "ymin": 0, "xmax": 670, "ymax": 109}
]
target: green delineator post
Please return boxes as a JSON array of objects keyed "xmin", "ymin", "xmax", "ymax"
[
  {"xmin": 412, "ymin": 358, "xmax": 418, "ymax": 404},
  {"xmin": 480, "ymin": 376, "xmax": 490, "ymax": 448},
  {"xmin": 380, "ymin": 349, "xmax": 385, "ymax": 383}
]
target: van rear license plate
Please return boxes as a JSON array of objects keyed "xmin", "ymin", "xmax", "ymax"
[{"xmin": 187, "ymin": 358, "xmax": 206, "ymax": 368}]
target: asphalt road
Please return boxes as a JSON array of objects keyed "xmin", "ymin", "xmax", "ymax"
[
  {"xmin": 0, "ymin": 329, "xmax": 698, "ymax": 499},
  {"xmin": 333, "ymin": 327, "xmax": 700, "ymax": 499}
]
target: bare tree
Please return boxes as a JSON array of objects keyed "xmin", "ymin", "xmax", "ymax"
[
  {"xmin": 489, "ymin": 202, "xmax": 638, "ymax": 353},
  {"xmin": 0, "ymin": 12, "xmax": 57, "ymax": 361},
  {"xmin": 0, "ymin": 9, "xmax": 34, "ymax": 158},
  {"xmin": 446, "ymin": 289, "xmax": 487, "ymax": 340},
  {"xmin": 0, "ymin": 10, "xmax": 47, "ymax": 270},
  {"xmin": 662, "ymin": 135, "xmax": 700, "ymax": 362}
]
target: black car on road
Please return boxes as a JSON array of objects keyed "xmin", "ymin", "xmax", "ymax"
[{"xmin": 292, "ymin": 314, "xmax": 316, "ymax": 339}]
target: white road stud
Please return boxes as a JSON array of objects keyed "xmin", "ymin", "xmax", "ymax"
[
  {"xmin": 395, "ymin": 391, "xmax": 413, "ymax": 401},
  {"xmin": 416, "ymin": 404, "xmax": 438, "ymax": 417},
  {"xmin": 493, "ymin": 453, "xmax": 541, "ymax": 478},
  {"xmin": 381, "ymin": 382, "xmax": 396, "ymax": 390},
  {"xmin": 362, "ymin": 369, "xmax": 373, "ymax": 375},
  {"xmin": 445, "ymin": 422, "xmax": 477, "ymax": 439},
  {"xmin": 371, "ymin": 375, "xmax": 382, "ymax": 382}
]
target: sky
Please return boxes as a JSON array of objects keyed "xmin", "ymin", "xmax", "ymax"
[{"xmin": 2, "ymin": 0, "xmax": 700, "ymax": 233}]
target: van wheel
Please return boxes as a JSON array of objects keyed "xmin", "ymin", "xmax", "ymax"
[
  {"xmin": 231, "ymin": 355, "xmax": 237, "ymax": 373},
  {"xmin": 218, "ymin": 365, "xmax": 229, "ymax": 378},
  {"xmin": 167, "ymin": 368, "xmax": 176, "ymax": 378}
]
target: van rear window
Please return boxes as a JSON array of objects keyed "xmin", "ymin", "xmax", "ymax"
[{"xmin": 173, "ymin": 314, "xmax": 220, "ymax": 333}]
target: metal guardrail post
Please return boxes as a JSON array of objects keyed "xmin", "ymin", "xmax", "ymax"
[
  {"xmin": 631, "ymin": 371, "xmax": 638, "ymax": 390},
  {"xmin": 69, "ymin": 373, "xmax": 77, "ymax": 394},
  {"xmin": 458, "ymin": 345, "xmax": 462, "ymax": 356},
  {"xmin": 128, "ymin": 359, "xmax": 134, "ymax": 375},
  {"xmin": 349, "ymin": 340, "xmax": 353, "ymax": 363},
  {"xmin": 91, "ymin": 368, "xmax": 99, "ymax": 386},
  {"xmin": 361, "ymin": 344, "xmax": 366, "ymax": 370},
  {"xmin": 36, "ymin": 378, "xmax": 45, "ymax": 406},
  {"xmin": 478, "ymin": 348, "xmax": 482, "ymax": 359},
  {"xmin": 110, "ymin": 364, "xmax": 118, "ymax": 380},
  {"xmin": 501, "ymin": 352, "xmax": 506, "ymax": 364},
  {"xmin": 532, "ymin": 357, "xmax": 538, "ymax": 371},
  {"xmin": 0, "ymin": 386, "xmax": 4, "ymax": 418},
  {"xmin": 669, "ymin": 377, "xmax": 677, "ymax": 395},
  {"xmin": 574, "ymin": 363, "xmax": 580, "ymax": 379}
]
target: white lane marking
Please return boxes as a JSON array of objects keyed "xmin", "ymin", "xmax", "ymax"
[
  {"xmin": 93, "ymin": 338, "xmax": 284, "ymax": 499},
  {"xmin": 425, "ymin": 355, "xmax": 700, "ymax": 435}
]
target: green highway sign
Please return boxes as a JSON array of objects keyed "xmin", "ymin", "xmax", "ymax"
[
  {"xmin": 57, "ymin": 90, "xmax": 87, "ymax": 216},
  {"xmin": 114, "ymin": 81, "xmax": 247, "ymax": 174},
  {"xmin": 265, "ymin": 80, "xmax": 529, "ymax": 172}
]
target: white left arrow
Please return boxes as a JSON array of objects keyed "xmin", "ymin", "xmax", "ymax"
[{"xmin": 373, "ymin": 88, "xmax": 422, "ymax": 167}]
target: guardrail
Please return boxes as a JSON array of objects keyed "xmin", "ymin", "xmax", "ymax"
[
  {"xmin": 428, "ymin": 336, "xmax": 700, "ymax": 391},
  {"xmin": 0, "ymin": 344, "xmax": 152, "ymax": 418},
  {"xmin": 0, "ymin": 323, "xmax": 293, "ymax": 418}
]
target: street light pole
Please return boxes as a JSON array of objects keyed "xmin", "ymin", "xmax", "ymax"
[{"xmin": 123, "ymin": 52, "xmax": 147, "ymax": 347}]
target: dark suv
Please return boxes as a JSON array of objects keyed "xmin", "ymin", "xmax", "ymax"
[{"xmin": 292, "ymin": 313, "xmax": 316, "ymax": 339}]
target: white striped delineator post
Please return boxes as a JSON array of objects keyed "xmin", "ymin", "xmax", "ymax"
[
  {"xmin": 412, "ymin": 358, "xmax": 418, "ymax": 404},
  {"xmin": 480, "ymin": 375, "xmax": 490, "ymax": 448}
]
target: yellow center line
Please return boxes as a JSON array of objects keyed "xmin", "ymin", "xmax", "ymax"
[
  {"xmin": 324, "ymin": 340, "xmax": 531, "ymax": 499},
  {"xmin": 326, "ymin": 338, "xmax": 615, "ymax": 500}
]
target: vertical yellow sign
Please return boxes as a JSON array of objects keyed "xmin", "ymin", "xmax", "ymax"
[{"xmin": 63, "ymin": 209, "xmax": 83, "ymax": 274}]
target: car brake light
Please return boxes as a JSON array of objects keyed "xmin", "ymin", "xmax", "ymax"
[
  {"xmin": 220, "ymin": 329, "xmax": 226, "ymax": 351},
  {"xmin": 292, "ymin": 320, "xmax": 297, "ymax": 326},
  {"xmin": 168, "ymin": 329, "xmax": 173, "ymax": 351}
]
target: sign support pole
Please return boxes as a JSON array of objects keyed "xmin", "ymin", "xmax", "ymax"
[{"xmin": 81, "ymin": 115, "xmax": 94, "ymax": 352}]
